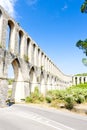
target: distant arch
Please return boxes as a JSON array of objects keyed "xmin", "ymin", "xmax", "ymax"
[
  {"xmin": 84, "ymin": 77, "xmax": 86, "ymax": 83},
  {"xmin": 79, "ymin": 77, "xmax": 81, "ymax": 84},
  {"xmin": 29, "ymin": 66, "xmax": 36, "ymax": 93},
  {"xmin": 75, "ymin": 77, "xmax": 77, "ymax": 85}
]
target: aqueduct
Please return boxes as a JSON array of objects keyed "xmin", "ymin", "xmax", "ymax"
[{"xmin": 0, "ymin": 5, "xmax": 72, "ymax": 106}]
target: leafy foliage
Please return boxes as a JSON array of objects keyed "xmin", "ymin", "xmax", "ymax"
[
  {"xmin": 81, "ymin": 0, "xmax": 87, "ymax": 13},
  {"xmin": 76, "ymin": 39, "xmax": 87, "ymax": 56},
  {"xmin": 75, "ymin": 73, "xmax": 87, "ymax": 76},
  {"xmin": 46, "ymin": 83, "xmax": 87, "ymax": 109},
  {"xmin": 8, "ymin": 78, "xmax": 14, "ymax": 85},
  {"xmin": 25, "ymin": 87, "xmax": 44, "ymax": 103}
]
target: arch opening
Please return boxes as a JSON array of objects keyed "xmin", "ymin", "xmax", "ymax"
[
  {"xmin": 29, "ymin": 67, "xmax": 36, "ymax": 93},
  {"xmin": 84, "ymin": 77, "xmax": 86, "ymax": 84},
  {"xmin": 40, "ymin": 72, "xmax": 45, "ymax": 94},
  {"xmin": 6, "ymin": 20, "xmax": 14, "ymax": 50},
  {"xmin": 75, "ymin": 77, "xmax": 77, "ymax": 85},
  {"xmin": 18, "ymin": 30, "xmax": 23, "ymax": 55},
  {"xmin": 79, "ymin": 77, "xmax": 81, "ymax": 84},
  {"xmin": 7, "ymin": 58, "xmax": 24, "ymax": 103},
  {"xmin": 27, "ymin": 38, "xmax": 30, "ymax": 57}
]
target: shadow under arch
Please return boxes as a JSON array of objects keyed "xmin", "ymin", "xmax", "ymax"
[
  {"xmin": 40, "ymin": 71, "xmax": 45, "ymax": 95},
  {"xmin": 6, "ymin": 20, "xmax": 15, "ymax": 50},
  {"xmin": 47, "ymin": 74, "xmax": 51, "ymax": 91},
  {"xmin": 29, "ymin": 66, "xmax": 37, "ymax": 93}
]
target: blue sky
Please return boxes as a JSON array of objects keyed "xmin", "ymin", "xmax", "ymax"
[{"xmin": 1, "ymin": 0, "xmax": 87, "ymax": 76}]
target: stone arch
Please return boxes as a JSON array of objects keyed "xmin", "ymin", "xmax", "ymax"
[
  {"xmin": 27, "ymin": 37, "xmax": 30, "ymax": 57},
  {"xmin": 6, "ymin": 20, "xmax": 15, "ymax": 50},
  {"xmin": 51, "ymin": 76, "xmax": 55, "ymax": 90},
  {"xmin": 84, "ymin": 77, "xmax": 86, "ymax": 84},
  {"xmin": 8, "ymin": 58, "xmax": 25, "ymax": 102},
  {"xmin": 47, "ymin": 74, "xmax": 51, "ymax": 90},
  {"xmin": 40, "ymin": 71, "xmax": 45, "ymax": 94},
  {"xmin": 29, "ymin": 66, "xmax": 36, "ymax": 93},
  {"xmin": 79, "ymin": 77, "xmax": 81, "ymax": 84},
  {"xmin": 75, "ymin": 77, "xmax": 77, "ymax": 85},
  {"xmin": 54, "ymin": 77, "xmax": 57, "ymax": 89}
]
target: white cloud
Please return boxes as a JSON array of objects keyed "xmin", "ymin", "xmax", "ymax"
[
  {"xmin": 62, "ymin": 4, "xmax": 68, "ymax": 11},
  {"xmin": 0, "ymin": 0, "xmax": 17, "ymax": 18},
  {"xmin": 27, "ymin": 0, "xmax": 38, "ymax": 6}
]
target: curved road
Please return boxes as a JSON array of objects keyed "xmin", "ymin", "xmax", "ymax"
[{"xmin": 0, "ymin": 104, "xmax": 87, "ymax": 130}]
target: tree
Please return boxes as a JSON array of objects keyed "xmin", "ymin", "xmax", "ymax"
[
  {"xmin": 76, "ymin": 39, "xmax": 87, "ymax": 56},
  {"xmin": 75, "ymin": 1, "xmax": 87, "ymax": 66},
  {"xmin": 76, "ymin": 39, "xmax": 87, "ymax": 66},
  {"xmin": 81, "ymin": 0, "xmax": 87, "ymax": 13}
]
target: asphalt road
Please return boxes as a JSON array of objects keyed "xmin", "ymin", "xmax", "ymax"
[{"xmin": 0, "ymin": 104, "xmax": 87, "ymax": 130}]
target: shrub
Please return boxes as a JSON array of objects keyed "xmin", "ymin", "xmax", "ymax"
[
  {"xmin": 25, "ymin": 87, "xmax": 44, "ymax": 103},
  {"xmin": 76, "ymin": 95, "xmax": 85, "ymax": 104},
  {"xmin": 46, "ymin": 96, "xmax": 52, "ymax": 103},
  {"xmin": 25, "ymin": 96, "xmax": 33, "ymax": 103},
  {"xmin": 64, "ymin": 95, "xmax": 74, "ymax": 110}
]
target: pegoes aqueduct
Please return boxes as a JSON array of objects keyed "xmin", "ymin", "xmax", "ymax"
[{"xmin": 0, "ymin": 5, "xmax": 86, "ymax": 106}]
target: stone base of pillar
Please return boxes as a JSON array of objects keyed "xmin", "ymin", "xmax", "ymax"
[
  {"xmin": 0, "ymin": 78, "xmax": 8, "ymax": 107},
  {"xmin": 15, "ymin": 81, "xmax": 25, "ymax": 103}
]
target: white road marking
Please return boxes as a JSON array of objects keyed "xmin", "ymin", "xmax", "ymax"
[{"xmin": 13, "ymin": 111, "xmax": 76, "ymax": 130}]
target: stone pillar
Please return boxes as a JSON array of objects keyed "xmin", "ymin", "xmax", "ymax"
[
  {"xmin": 81, "ymin": 76, "xmax": 84, "ymax": 84},
  {"xmin": 2, "ymin": 17, "xmax": 8, "ymax": 49},
  {"xmin": 85, "ymin": 77, "xmax": 87, "ymax": 82},
  {"xmin": 77, "ymin": 77, "xmax": 80, "ymax": 84},
  {"xmin": 0, "ymin": 11, "xmax": 3, "ymax": 47},
  {"xmin": 23, "ymin": 36, "xmax": 27, "ymax": 56},
  {"xmin": 72, "ymin": 76, "xmax": 75, "ymax": 85},
  {"xmin": 15, "ymin": 68, "xmax": 25, "ymax": 102},
  {"xmin": 47, "ymin": 59, "xmax": 49, "ymax": 72},
  {"xmin": 44, "ymin": 55, "xmax": 46, "ymax": 71},
  {"xmin": 0, "ymin": 79, "xmax": 8, "ymax": 107},
  {"xmin": 0, "ymin": 50, "xmax": 8, "ymax": 106},
  {"xmin": 14, "ymin": 27, "xmax": 19, "ymax": 55}
]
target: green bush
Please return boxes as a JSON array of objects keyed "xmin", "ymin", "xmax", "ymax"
[
  {"xmin": 25, "ymin": 87, "xmax": 44, "ymax": 103},
  {"xmin": 25, "ymin": 96, "xmax": 33, "ymax": 103},
  {"xmin": 64, "ymin": 95, "xmax": 74, "ymax": 110},
  {"xmin": 46, "ymin": 96, "xmax": 52, "ymax": 103},
  {"xmin": 75, "ymin": 95, "xmax": 85, "ymax": 104}
]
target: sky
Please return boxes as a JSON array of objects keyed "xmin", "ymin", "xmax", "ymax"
[{"xmin": 0, "ymin": 0, "xmax": 87, "ymax": 76}]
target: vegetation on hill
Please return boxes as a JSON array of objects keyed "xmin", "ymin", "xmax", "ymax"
[{"xmin": 75, "ymin": 73, "xmax": 87, "ymax": 76}]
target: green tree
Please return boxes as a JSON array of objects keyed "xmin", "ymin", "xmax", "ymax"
[
  {"xmin": 76, "ymin": 1, "xmax": 87, "ymax": 66},
  {"xmin": 76, "ymin": 39, "xmax": 87, "ymax": 66},
  {"xmin": 76, "ymin": 39, "xmax": 87, "ymax": 56},
  {"xmin": 81, "ymin": 0, "xmax": 87, "ymax": 13}
]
